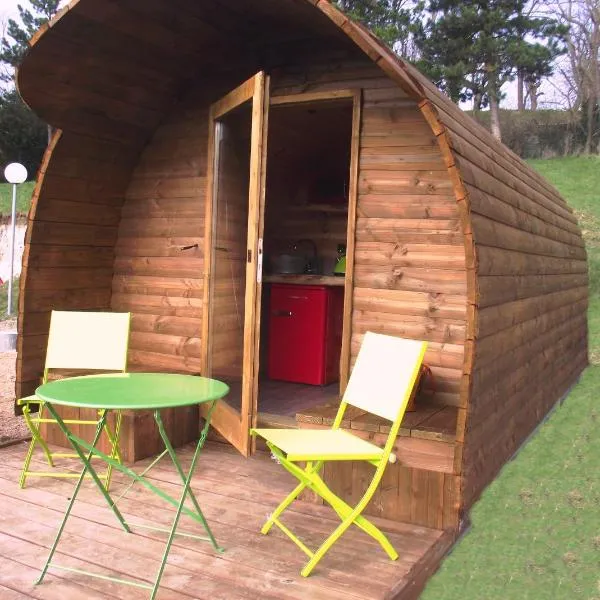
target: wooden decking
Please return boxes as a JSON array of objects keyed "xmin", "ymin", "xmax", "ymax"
[{"xmin": 0, "ymin": 441, "xmax": 453, "ymax": 600}]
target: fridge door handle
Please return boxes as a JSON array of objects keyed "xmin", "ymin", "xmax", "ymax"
[{"xmin": 272, "ymin": 310, "xmax": 293, "ymax": 317}]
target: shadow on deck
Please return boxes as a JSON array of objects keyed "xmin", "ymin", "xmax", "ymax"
[{"xmin": 0, "ymin": 441, "xmax": 454, "ymax": 600}]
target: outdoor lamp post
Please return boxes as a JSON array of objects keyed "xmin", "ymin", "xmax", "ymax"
[{"xmin": 4, "ymin": 162, "xmax": 27, "ymax": 317}]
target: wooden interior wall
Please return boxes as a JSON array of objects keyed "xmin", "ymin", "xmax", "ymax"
[
  {"xmin": 265, "ymin": 209, "xmax": 348, "ymax": 271},
  {"xmin": 405, "ymin": 66, "xmax": 589, "ymax": 513},
  {"xmin": 264, "ymin": 103, "xmax": 352, "ymax": 272}
]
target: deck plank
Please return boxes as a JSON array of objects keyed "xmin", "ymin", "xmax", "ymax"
[{"xmin": 1, "ymin": 442, "xmax": 452, "ymax": 600}]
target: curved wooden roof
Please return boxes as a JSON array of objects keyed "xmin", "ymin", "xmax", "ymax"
[{"xmin": 17, "ymin": 0, "xmax": 588, "ymax": 512}]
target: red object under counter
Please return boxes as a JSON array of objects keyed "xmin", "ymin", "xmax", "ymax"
[{"xmin": 268, "ymin": 284, "xmax": 344, "ymax": 385}]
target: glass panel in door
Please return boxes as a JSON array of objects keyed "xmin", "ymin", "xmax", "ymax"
[{"xmin": 202, "ymin": 72, "xmax": 266, "ymax": 456}]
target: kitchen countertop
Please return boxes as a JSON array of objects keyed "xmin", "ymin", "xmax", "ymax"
[{"xmin": 263, "ymin": 274, "xmax": 345, "ymax": 286}]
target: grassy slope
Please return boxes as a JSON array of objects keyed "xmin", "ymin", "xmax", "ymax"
[
  {"xmin": 0, "ymin": 181, "xmax": 35, "ymax": 217},
  {"xmin": 422, "ymin": 156, "xmax": 600, "ymax": 600}
]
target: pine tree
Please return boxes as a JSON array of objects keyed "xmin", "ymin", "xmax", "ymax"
[
  {"xmin": 1, "ymin": 1, "xmax": 61, "ymax": 82},
  {"xmin": 335, "ymin": 0, "xmax": 421, "ymax": 56},
  {"xmin": 0, "ymin": 1, "xmax": 62, "ymax": 155},
  {"xmin": 416, "ymin": 0, "xmax": 565, "ymax": 140},
  {"xmin": 0, "ymin": 89, "xmax": 47, "ymax": 177}
]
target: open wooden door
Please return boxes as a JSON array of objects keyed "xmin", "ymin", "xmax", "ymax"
[{"xmin": 201, "ymin": 72, "xmax": 268, "ymax": 456}]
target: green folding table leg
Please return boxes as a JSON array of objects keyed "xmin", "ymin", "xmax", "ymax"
[
  {"xmin": 99, "ymin": 408, "xmax": 123, "ymax": 491},
  {"xmin": 147, "ymin": 402, "xmax": 222, "ymax": 599},
  {"xmin": 35, "ymin": 400, "xmax": 222, "ymax": 599},
  {"xmin": 35, "ymin": 404, "xmax": 131, "ymax": 586}
]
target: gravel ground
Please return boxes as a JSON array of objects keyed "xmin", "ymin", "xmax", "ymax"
[{"xmin": 0, "ymin": 318, "xmax": 30, "ymax": 445}]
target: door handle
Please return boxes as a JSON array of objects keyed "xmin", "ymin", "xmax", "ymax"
[{"xmin": 272, "ymin": 310, "xmax": 292, "ymax": 317}]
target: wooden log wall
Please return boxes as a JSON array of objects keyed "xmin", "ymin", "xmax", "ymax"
[
  {"xmin": 14, "ymin": 130, "xmax": 142, "ymax": 453},
  {"xmin": 107, "ymin": 49, "xmax": 466, "ymax": 530},
  {"xmin": 111, "ymin": 51, "xmax": 467, "ymax": 418},
  {"xmin": 405, "ymin": 63, "xmax": 589, "ymax": 513},
  {"xmin": 296, "ymin": 413, "xmax": 460, "ymax": 529},
  {"xmin": 270, "ymin": 56, "xmax": 468, "ymax": 414},
  {"xmin": 15, "ymin": 0, "xmax": 214, "ymax": 458},
  {"xmin": 306, "ymin": 460, "xmax": 458, "ymax": 530},
  {"xmin": 16, "ymin": 131, "xmax": 140, "ymax": 400},
  {"xmin": 15, "ymin": 0, "xmax": 588, "ymax": 538},
  {"xmin": 111, "ymin": 93, "xmax": 208, "ymax": 375},
  {"xmin": 354, "ymin": 93, "xmax": 467, "ymax": 409}
]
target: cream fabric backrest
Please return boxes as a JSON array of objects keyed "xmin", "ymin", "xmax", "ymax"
[
  {"xmin": 342, "ymin": 332, "xmax": 427, "ymax": 422},
  {"xmin": 44, "ymin": 311, "xmax": 131, "ymax": 372}
]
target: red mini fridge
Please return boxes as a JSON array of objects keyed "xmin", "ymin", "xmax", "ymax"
[{"xmin": 268, "ymin": 284, "xmax": 344, "ymax": 385}]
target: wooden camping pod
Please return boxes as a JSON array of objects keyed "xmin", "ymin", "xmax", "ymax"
[{"xmin": 14, "ymin": 0, "xmax": 587, "ymax": 541}]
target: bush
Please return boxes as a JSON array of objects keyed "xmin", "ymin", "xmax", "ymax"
[
  {"xmin": 468, "ymin": 110, "xmax": 587, "ymax": 159},
  {"xmin": 0, "ymin": 276, "xmax": 19, "ymax": 319}
]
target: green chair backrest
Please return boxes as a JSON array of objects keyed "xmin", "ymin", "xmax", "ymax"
[
  {"xmin": 44, "ymin": 311, "xmax": 131, "ymax": 374},
  {"xmin": 342, "ymin": 332, "xmax": 427, "ymax": 423}
]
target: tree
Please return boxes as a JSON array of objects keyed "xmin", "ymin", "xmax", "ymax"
[
  {"xmin": 512, "ymin": 0, "xmax": 567, "ymax": 111},
  {"xmin": 547, "ymin": 0, "xmax": 600, "ymax": 154},
  {"xmin": 0, "ymin": 88, "xmax": 47, "ymax": 178},
  {"xmin": 334, "ymin": 0, "xmax": 422, "ymax": 58},
  {"xmin": 0, "ymin": 0, "xmax": 61, "ymax": 82},
  {"xmin": 416, "ymin": 0, "xmax": 565, "ymax": 141},
  {"xmin": 0, "ymin": 1, "xmax": 62, "ymax": 161}
]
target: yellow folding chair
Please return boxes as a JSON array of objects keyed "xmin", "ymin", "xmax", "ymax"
[
  {"xmin": 252, "ymin": 332, "xmax": 427, "ymax": 576},
  {"xmin": 17, "ymin": 311, "xmax": 131, "ymax": 490}
]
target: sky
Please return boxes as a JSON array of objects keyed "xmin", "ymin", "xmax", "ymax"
[{"xmin": 0, "ymin": 0, "xmax": 20, "ymax": 24}]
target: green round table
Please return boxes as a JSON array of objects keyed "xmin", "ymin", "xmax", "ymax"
[
  {"xmin": 33, "ymin": 372, "xmax": 229, "ymax": 600},
  {"xmin": 36, "ymin": 372, "xmax": 229, "ymax": 410}
]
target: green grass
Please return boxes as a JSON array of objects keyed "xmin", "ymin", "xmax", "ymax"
[
  {"xmin": 422, "ymin": 369, "xmax": 600, "ymax": 599},
  {"xmin": 422, "ymin": 156, "xmax": 600, "ymax": 600},
  {"xmin": 530, "ymin": 156, "xmax": 600, "ymax": 363},
  {"xmin": 0, "ymin": 181, "xmax": 35, "ymax": 217}
]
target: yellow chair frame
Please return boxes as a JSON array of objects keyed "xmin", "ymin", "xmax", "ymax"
[
  {"xmin": 17, "ymin": 310, "xmax": 131, "ymax": 489},
  {"xmin": 252, "ymin": 332, "xmax": 427, "ymax": 576}
]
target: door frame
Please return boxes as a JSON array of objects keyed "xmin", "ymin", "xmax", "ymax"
[
  {"xmin": 201, "ymin": 71, "xmax": 268, "ymax": 456},
  {"xmin": 263, "ymin": 89, "xmax": 362, "ymax": 399},
  {"xmin": 202, "ymin": 83, "xmax": 362, "ymax": 454}
]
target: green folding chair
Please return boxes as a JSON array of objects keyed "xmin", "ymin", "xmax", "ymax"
[
  {"xmin": 17, "ymin": 311, "xmax": 131, "ymax": 490},
  {"xmin": 252, "ymin": 332, "xmax": 427, "ymax": 576}
]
